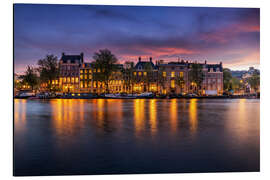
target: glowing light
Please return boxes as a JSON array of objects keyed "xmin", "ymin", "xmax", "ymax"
[{"xmin": 189, "ymin": 99, "xmax": 198, "ymax": 134}]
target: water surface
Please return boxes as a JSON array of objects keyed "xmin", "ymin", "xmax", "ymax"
[{"xmin": 14, "ymin": 98, "xmax": 260, "ymax": 175}]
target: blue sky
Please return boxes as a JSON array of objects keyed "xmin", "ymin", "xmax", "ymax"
[{"xmin": 14, "ymin": 4, "xmax": 260, "ymax": 73}]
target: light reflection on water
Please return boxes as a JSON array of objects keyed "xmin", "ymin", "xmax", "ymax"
[{"xmin": 14, "ymin": 98, "xmax": 260, "ymax": 175}]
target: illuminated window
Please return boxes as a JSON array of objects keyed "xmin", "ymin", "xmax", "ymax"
[
  {"xmin": 60, "ymin": 78, "xmax": 63, "ymax": 84},
  {"xmin": 84, "ymin": 82, "xmax": 87, "ymax": 88},
  {"xmin": 89, "ymin": 69, "xmax": 92, "ymax": 73},
  {"xmin": 89, "ymin": 75, "xmax": 92, "ymax": 79},
  {"xmin": 180, "ymin": 72, "xmax": 184, "ymax": 78},
  {"xmin": 138, "ymin": 72, "xmax": 142, "ymax": 76},
  {"xmin": 171, "ymin": 71, "xmax": 175, "ymax": 77},
  {"xmin": 80, "ymin": 70, "xmax": 83, "ymax": 73},
  {"xmin": 75, "ymin": 77, "xmax": 79, "ymax": 83},
  {"xmin": 143, "ymin": 72, "xmax": 147, "ymax": 76},
  {"xmin": 80, "ymin": 83, "xmax": 83, "ymax": 88},
  {"xmin": 97, "ymin": 69, "xmax": 101, "ymax": 73},
  {"xmin": 85, "ymin": 75, "xmax": 88, "ymax": 79},
  {"xmin": 71, "ymin": 77, "xmax": 74, "ymax": 83},
  {"xmin": 171, "ymin": 80, "xmax": 175, "ymax": 88},
  {"xmin": 63, "ymin": 77, "xmax": 66, "ymax": 83},
  {"xmin": 133, "ymin": 72, "xmax": 137, "ymax": 76},
  {"xmin": 163, "ymin": 71, "xmax": 166, "ymax": 77},
  {"xmin": 52, "ymin": 80, "xmax": 55, "ymax": 84}
]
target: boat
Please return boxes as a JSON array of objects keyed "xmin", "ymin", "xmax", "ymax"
[
  {"xmin": 137, "ymin": 92, "xmax": 154, "ymax": 98},
  {"xmin": 15, "ymin": 92, "xmax": 35, "ymax": 99},
  {"xmin": 105, "ymin": 93, "xmax": 136, "ymax": 99}
]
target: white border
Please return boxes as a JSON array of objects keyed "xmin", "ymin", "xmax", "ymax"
[{"xmin": 1, "ymin": 0, "xmax": 270, "ymax": 180}]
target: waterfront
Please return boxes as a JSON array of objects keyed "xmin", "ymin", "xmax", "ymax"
[{"xmin": 14, "ymin": 98, "xmax": 260, "ymax": 176}]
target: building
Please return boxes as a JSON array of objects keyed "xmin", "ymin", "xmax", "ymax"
[
  {"xmin": 132, "ymin": 57, "xmax": 158, "ymax": 93},
  {"xmin": 56, "ymin": 52, "xmax": 223, "ymax": 95},
  {"xmin": 155, "ymin": 60, "xmax": 223, "ymax": 95},
  {"xmin": 58, "ymin": 53, "xmax": 84, "ymax": 93}
]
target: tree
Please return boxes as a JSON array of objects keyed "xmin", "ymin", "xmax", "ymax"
[
  {"xmin": 176, "ymin": 75, "xmax": 185, "ymax": 94},
  {"xmin": 122, "ymin": 62, "xmax": 135, "ymax": 94},
  {"xmin": 231, "ymin": 77, "xmax": 241, "ymax": 92},
  {"xmin": 37, "ymin": 55, "xmax": 59, "ymax": 91},
  {"xmin": 157, "ymin": 67, "xmax": 166, "ymax": 94},
  {"xmin": 188, "ymin": 63, "xmax": 204, "ymax": 94},
  {"xmin": 19, "ymin": 66, "xmax": 39, "ymax": 91},
  {"xmin": 248, "ymin": 73, "xmax": 260, "ymax": 92},
  {"xmin": 92, "ymin": 49, "xmax": 118, "ymax": 93},
  {"xmin": 142, "ymin": 63, "xmax": 153, "ymax": 92},
  {"xmin": 223, "ymin": 68, "xmax": 232, "ymax": 91}
]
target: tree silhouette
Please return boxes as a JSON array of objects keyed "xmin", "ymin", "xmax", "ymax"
[{"xmin": 92, "ymin": 49, "xmax": 118, "ymax": 94}]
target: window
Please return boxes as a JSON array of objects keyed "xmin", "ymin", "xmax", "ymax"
[
  {"xmin": 163, "ymin": 71, "xmax": 166, "ymax": 77},
  {"xmin": 63, "ymin": 77, "xmax": 66, "ymax": 83},
  {"xmin": 80, "ymin": 75, "xmax": 83, "ymax": 80},
  {"xmin": 171, "ymin": 71, "xmax": 175, "ymax": 77},
  {"xmin": 179, "ymin": 72, "xmax": 184, "ymax": 78},
  {"xmin": 133, "ymin": 72, "xmax": 137, "ymax": 76},
  {"xmin": 171, "ymin": 80, "xmax": 175, "ymax": 88},
  {"xmin": 138, "ymin": 72, "xmax": 142, "ymax": 76},
  {"xmin": 75, "ymin": 77, "xmax": 79, "ymax": 83},
  {"xmin": 71, "ymin": 77, "xmax": 74, "ymax": 83},
  {"xmin": 143, "ymin": 72, "xmax": 147, "ymax": 76},
  {"xmin": 67, "ymin": 77, "xmax": 70, "ymax": 83}
]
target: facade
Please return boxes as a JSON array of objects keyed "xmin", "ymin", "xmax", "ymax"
[
  {"xmin": 57, "ymin": 52, "xmax": 223, "ymax": 95},
  {"xmin": 132, "ymin": 57, "xmax": 158, "ymax": 93},
  {"xmin": 157, "ymin": 60, "xmax": 223, "ymax": 95},
  {"xmin": 58, "ymin": 53, "xmax": 84, "ymax": 93}
]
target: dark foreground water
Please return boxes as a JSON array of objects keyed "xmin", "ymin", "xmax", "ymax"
[{"xmin": 14, "ymin": 98, "xmax": 260, "ymax": 176}]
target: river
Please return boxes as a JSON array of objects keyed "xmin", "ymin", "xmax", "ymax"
[{"xmin": 14, "ymin": 98, "xmax": 260, "ymax": 176}]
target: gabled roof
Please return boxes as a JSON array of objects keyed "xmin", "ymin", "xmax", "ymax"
[
  {"xmin": 61, "ymin": 53, "xmax": 83, "ymax": 64},
  {"xmin": 134, "ymin": 61, "xmax": 157, "ymax": 70},
  {"xmin": 206, "ymin": 64, "xmax": 223, "ymax": 72}
]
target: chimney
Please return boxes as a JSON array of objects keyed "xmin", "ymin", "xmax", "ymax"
[
  {"xmin": 138, "ymin": 56, "xmax": 141, "ymax": 62},
  {"xmin": 205, "ymin": 60, "xmax": 207, "ymax": 64},
  {"xmin": 80, "ymin": 52, "xmax": 84, "ymax": 63},
  {"xmin": 149, "ymin": 57, "xmax": 152, "ymax": 62},
  {"xmin": 62, "ymin": 52, "xmax": 65, "ymax": 56}
]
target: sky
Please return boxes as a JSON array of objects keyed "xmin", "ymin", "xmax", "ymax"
[{"xmin": 14, "ymin": 4, "xmax": 260, "ymax": 74}]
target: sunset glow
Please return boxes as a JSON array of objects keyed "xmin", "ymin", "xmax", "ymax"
[{"xmin": 14, "ymin": 4, "xmax": 259, "ymax": 73}]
